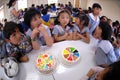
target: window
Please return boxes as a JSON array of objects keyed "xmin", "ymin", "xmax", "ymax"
[
  {"xmin": 18, "ymin": 0, "xmax": 27, "ymax": 10},
  {"xmin": 0, "ymin": 5, "xmax": 4, "ymax": 22},
  {"xmin": 48, "ymin": 0, "xmax": 58, "ymax": 4}
]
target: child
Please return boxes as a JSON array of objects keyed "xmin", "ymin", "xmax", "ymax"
[
  {"xmin": 94, "ymin": 22, "xmax": 117, "ymax": 68},
  {"xmin": 73, "ymin": 13, "xmax": 90, "ymax": 43},
  {"xmin": 113, "ymin": 33, "xmax": 120, "ymax": 59},
  {"xmin": 24, "ymin": 8, "xmax": 53, "ymax": 50},
  {"xmin": 3, "ymin": 22, "xmax": 32, "ymax": 62},
  {"xmin": 81, "ymin": 61, "xmax": 120, "ymax": 80},
  {"xmin": 88, "ymin": 3, "xmax": 102, "ymax": 35},
  {"xmin": 52, "ymin": 10, "xmax": 73, "ymax": 42}
]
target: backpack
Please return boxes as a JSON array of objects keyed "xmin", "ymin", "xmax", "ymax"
[{"xmin": 1, "ymin": 57, "xmax": 19, "ymax": 78}]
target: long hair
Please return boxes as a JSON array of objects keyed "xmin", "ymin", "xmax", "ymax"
[
  {"xmin": 7, "ymin": 0, "xmax": 16, "ymax": 8},
  {"xmin": 54, "ymin": 9, "xmax": 73, "ymax": 28}
]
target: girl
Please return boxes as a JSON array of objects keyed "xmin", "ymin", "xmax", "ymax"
[
  {"xmin": 94, "ymin": 22, "xmax": 117, "ymax": 68},
  {"xmin": 73, "ymin": 13, "xmax": 90, "ymax": 43},
  {"xmin": 52, "ymin": 10, "xmax": 73, "ymax": 42},
  {"xmin": 81, "ymin": 61, "xmax": 120, "ymax": 80},
  {"xmin": 24, "ymin": 8, "xmax": 53, "ymax": 50},
  {"xmin": 7, "ymin": 0, "xmax": 22, "ymax": 23}
]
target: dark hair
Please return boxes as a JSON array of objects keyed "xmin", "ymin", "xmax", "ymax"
[
  {"xmin": 76, "ymin": 13, "xmax": 89, "ymax": 26},
  {"xmin": 92, "ymin": 3, "xmax": 102, "ymax": 10},
  {"xmin": 3, "ymin": 21, "xmax": 19, "ymax": 39},
  {"xmin": 54, "ymin": 9, "xmax": 73, "ymax": 28},
  {"xmin": 100, "ymin": 16, "xmax": 108, "ymax": 21},
  {"xmin": 31, "ymin": 4, "xmax": 35, "ymax": 7},
  {"xmin": 24, "ymin": 8, "xmax": 41, "ymax": 27},
  {"xmin": 41, "ymin": 8, "xmax": 48, "ymax": 15},
  {"xmin": 99, "ymin": 22, "xmax": 112, "ymax": 40},
  {"xmin": 7, "ymin": 0, "xmax": 16, "ymax": 8},
  {"xmin": 103, "ymin": 61, "xmax": 120, "ymax": 80}
]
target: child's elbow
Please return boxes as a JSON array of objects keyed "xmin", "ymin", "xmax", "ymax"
[{"xmin": 47, "ymin": 40, "xmax": 53, "ymax": 47}]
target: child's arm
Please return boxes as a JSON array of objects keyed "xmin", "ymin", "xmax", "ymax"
[
  {"xmin": 72, "ymin": 32, "xmax": 80, "ymax": 40},
  {"xmin": 66, "ymin": 33, "xmax": 73, "ymax": 40},
  {"xmin": 77, "ymin": 32, "xmax": 90, "ymax": 43},
  {"xmin": 54, "ymin": 33, "xmax": 68, "ymax": 42},
  {"xmin": 39, "ymin": 26, "xmax": 53, "ymax": 47},
  {"xmin": 31, "ymin": 28, "xmax": 40, "ymax": 50}
]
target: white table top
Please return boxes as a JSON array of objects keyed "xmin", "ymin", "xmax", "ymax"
[{"xmin": 0, "ymin": 37, "xmax": 98, "ymax": 80}]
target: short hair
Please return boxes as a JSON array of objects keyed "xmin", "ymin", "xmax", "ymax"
[
  {"xmin": 76, "ymin": 13, "xmax": 89, "ymax": 26},
  {"xmin": 3, "ymin": 21, "xmax": 19, "ymax": 39},
  {"xmin": 41, "ymin": 8, "xmax": 48, "ymax": 15},
  {"xmin": 92, "ymin": 3, "xmax": 102, "ymax": 10},
  {"xmin": 24, "ymin": 8, "xmax": 41, "ymax": 27},
  {"xmin": 103, "ymin": 61, "xmax": 120, "ymax": 80},
  {"xmin": 99, "ymin": 22, "xmax": 112, "ymax": 40}
]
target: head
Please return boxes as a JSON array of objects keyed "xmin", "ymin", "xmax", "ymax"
[
  {"xmin": 7, "ymin": 0, "xmax": 17, "ymax": 8},
  {"xmin": 95, "ymin": 22, "xmax": 112, "ymax": 40},
  {"xmin": 107, "ymin": 19, "xmax": 112, "ymax": 27},
  {"xmin": 31, "ymin": 4, "xmax": 35, "ymax": 7},
  {"xmin": 41, "ymin": 8, "xmax": 48, "ymax": 15},
  {"xmin": 3, "ymin": 22, "xmax": 21, "ymax": 45},
  {"xmin": 96, "ymin": 61, "xmax": 120, "ymax": 80},
  {"xmin": 24, "ymin": 8, "xmax": 41, "ymax": 29},
  {"xmin": 116, "ymin": 33, "xmax": 120, "ymax": 44},
  {"xmin": 92, "ymin": 3, "xmax": 102, "ymax": 16},
  {"xmin": 54, "ymin": 10, "xmax": 71, "ymax": 28},
  {"xmin": 75, "ymin": 13, "xmax": 89, "ymax": 27},
  {"xmin": 100, "ymin": 16, "xmax": 108, "ymax": 22}
]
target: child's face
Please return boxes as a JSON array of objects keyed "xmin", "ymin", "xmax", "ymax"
[
  {"xmin": 94, "ymin": 26, "xmax": 102, "ymax": 39},
  {"xmin": 117, "ymin": 37, "xmax": 120, "ymax": 44},
  {"xmin": 58, "ymin": 12, "xmax": 70, "ymax": 27},
  {"xmin": 96, "ymin": 68, "xmax": 110, "ymax": 80},
  {"xmin": 30, "ymin": 14, "xmax": 42, "ymax": 29},
  {"xmin": 75, "ymin": 17, "xmax": 80, "ymax": 25},
  {"xmin": 93, "ymin": 8, "xmax": 101, "ymax": 16},
  {"xmin": 9, "ymin": 28, "xmax": 21, "ymax": 45}
]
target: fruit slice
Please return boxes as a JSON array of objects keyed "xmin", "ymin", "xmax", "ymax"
[
  {"xmin": 63, "ymin": 50, "xmax": 70, "ymax": 55},
  {"xmin": 64, "ymin": 54, "xmax": 69, "ymax": 58},
  {"xmin": 74, "ymin": 52, "xmax": 80, "ymax": 57}
]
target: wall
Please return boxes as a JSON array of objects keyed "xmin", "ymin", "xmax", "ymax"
[
  {"xmin": 86, "ymin": 0, "xmax": 120, "ymax": 22},
  {"xmin": 58, "ymin": 0, "xmax": 74, "ymax": 6},
  {"xmin": 0, "ymin": 0, "xmax": 120, "ymax": 22}
]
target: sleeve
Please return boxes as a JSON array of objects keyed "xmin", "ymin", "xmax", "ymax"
[
  {"xmin": 107, "ymin": 48, "xmax": 117, "ymax": 63},
  {"xmin": 52, "ymin": 25, "xmax": 59, "ymax": 35},
  {"xmin": 46, "ymin": 27, "xmax": 52, "ymax": 36},
  {"xmin": 95, "ymin": 48, "xmax": 108, "ymax": 66},
  {"xmin": 85, "ymin": 27, "xmax": 90, "ymax": 33}
]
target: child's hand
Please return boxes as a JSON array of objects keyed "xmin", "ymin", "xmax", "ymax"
[
  {"xmin": 64, "ymin": 32, "xmax": 68, "ymax": 38},
  {"xmin": 38, "ymin": 26, "xmax": 47, "ymax": 34},
  {"xmin": 87, "ymin": 69, "xmax": 95, "ymax": 77},
  {"xmin": 11, "ymin": 53, "xmax": 18, "ymax": 57},
  {"xmin": 31, "ymin": 27, "xmax": 39, "ymax": 38}
]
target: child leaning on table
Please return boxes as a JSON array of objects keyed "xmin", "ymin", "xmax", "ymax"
[
  {"xmin": 24, "ymin": 8, "xmax": 53, "ymax": 50},
  {"xmin": 3, "ymin": 22, "xmax": 32, "ymax": 62},
  {"xmin": 52, "ymin": 9, "xmax": 73, "ymax": 42},
  {"xmin": 72, "ymin": 13, "xmax": 90, "ymax": 43},
  {"xmin": 80, "ymin": 61, "xmax": 120, "ymax": 80},
  {"xmin": 94, "ymin": 22, "xmax": 117, "ymax": 68}
]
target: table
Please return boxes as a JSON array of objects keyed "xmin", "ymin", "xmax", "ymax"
[{"xmin": 0, "ymin": 37, "xmax": 98, "ymax": 80}]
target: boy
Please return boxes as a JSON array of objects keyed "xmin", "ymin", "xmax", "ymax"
[
  {"xmin": 88, "ymin": 3, "xmax": 102, "ymax": 35},
  {"xmin": 3, "ymin": 22, "xmax": 32, "ymax": 62}
]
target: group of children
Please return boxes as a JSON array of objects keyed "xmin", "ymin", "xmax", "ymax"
[{"xmin": 0, "ymin": 1, "xmax": 120, "ymax": 80}]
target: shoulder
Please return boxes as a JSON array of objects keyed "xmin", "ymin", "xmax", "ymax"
[{"xmin": 98, "ymin": 40, "xmax": 113, "ymax": 53}]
